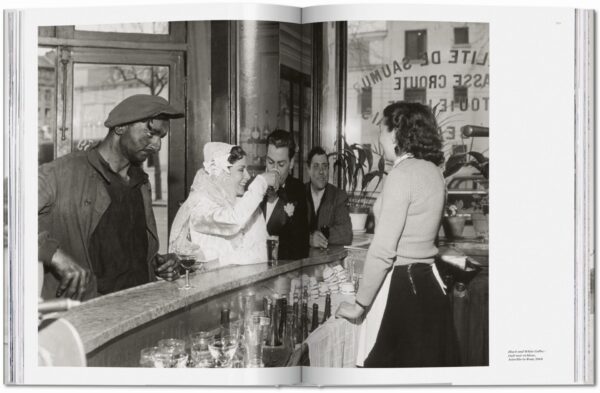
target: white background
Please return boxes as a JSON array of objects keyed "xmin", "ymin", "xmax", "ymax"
[{"xmin": 1, "ymin": 0, "xmax": 597, "ymax": 392}]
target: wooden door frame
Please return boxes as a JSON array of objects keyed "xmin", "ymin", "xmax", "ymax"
[{"xmin": 54, "ymin": 46, "xmax": 186, "ymax": 231}]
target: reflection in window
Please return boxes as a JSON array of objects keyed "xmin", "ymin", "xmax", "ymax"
[
  {"xmin": 72, "ymin": 63, "xmax": 169, "ymax": 195},
  {"xmin": 359, "ymin": 87, "xmax": 372, "ymax": 119},
  {"xmin": 72, "ymin": 63, "xmax": 170, "ymax": 251},
  {"xmin": 405, "ymin": 30, "xmax": 427, "ymax": 60},
  {"xmin": 454, "ymin": 86, "xmax": 468, "ymax": 104},
  {"xmin": 74, "ymin": 22, "xmax": 168, "ymax": 35},
  {"xmin": 454, "ymin": 27, "xmax": 469, "ymax": 45},
  {"xmin": 404, "ymin": 87, "xmax": 426, "ymax": 104},
  {"xmin": 38, "ymin": 47, "xmax": 57, "ymax": 165}
]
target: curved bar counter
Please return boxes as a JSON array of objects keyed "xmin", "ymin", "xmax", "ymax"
[{"xmin": 59, "ymin": 247, "xmax": 348, "ymax": 367}]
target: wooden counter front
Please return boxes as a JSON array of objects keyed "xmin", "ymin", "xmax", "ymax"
[{"xmin": 59, "ymin": 247, "xmax": 348, "ymax": 366}]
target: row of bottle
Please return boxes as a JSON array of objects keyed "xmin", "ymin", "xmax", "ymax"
[{"xmin": 217, "ymin": 291, "xmax": 333, "ymax": 349}]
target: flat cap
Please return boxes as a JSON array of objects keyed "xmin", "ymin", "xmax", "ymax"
[{"xmin": 104, "ymin": 94, "xmax": 184, "ymax": 128}]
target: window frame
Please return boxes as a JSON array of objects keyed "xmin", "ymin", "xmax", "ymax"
[
  {"xmin": 453, "ymin": 27, "xmax": 470, "ymax": 46},
  {"xmin": 404, "ymin": 29, "xmax": 427, "ymax": 61}
]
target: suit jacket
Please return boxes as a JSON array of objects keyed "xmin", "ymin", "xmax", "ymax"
[
  {"xmin": 260, "ymin": 176, "xmax": 309, "ymax": 260},
  {"xmin": 306, "ymin": 183, "xmax": 353, "ymax": 246}
]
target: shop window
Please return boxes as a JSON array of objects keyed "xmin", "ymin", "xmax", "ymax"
[
  {"xmin": 348, "ymin": 38, "xmax": 370, "ymax": 69},
  {"xmin": 454, "ymin": 86, "xmax": 468, "ymax": 104},
  {"xmin": 38, "ymin": 47, "xmax": 57, "ymax": 165},
  {"xmin": 405, "ymin": 30, "xmax": 427, "ymax": 60},
  {"xmin": 360, "ymin": 87, "xmax": 372, "ymax": 118},
  {"xmin": 404, "ymin": 87, "xmax": 426, "ymax": 104},
  {"xmin": 454, "ymin": 27, "xmax": 469, "ymax": 45}
]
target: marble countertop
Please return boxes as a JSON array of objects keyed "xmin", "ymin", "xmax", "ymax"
[{"xmin": 60, "ymin": 247, "xmax": 348, "ymax": 354}]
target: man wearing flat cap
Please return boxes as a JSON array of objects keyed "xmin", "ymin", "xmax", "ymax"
[{"xmin": 38, "ymin": 95, "xmax": 184, "ymax": 300}]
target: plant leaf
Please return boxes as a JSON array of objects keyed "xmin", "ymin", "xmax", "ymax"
[
  {"xmin": 364, "ymin": 147, "xmax": 374, "ymax": 172},
  {"xmin": 467, "ymin": 151, "xmax": 487, "ymax": 164},
  {"xmin": 377, "ymin": 155, "xmax": 385, "ymax": 173}
]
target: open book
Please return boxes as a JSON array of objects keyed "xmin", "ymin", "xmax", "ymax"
[{"xmin": 4, "ymin": 2, "xmax": 594, "ymax": 386}]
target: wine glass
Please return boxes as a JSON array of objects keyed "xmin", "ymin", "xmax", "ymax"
[
  {"xmin": 190, "ymin": 331, "xmax": 214, "ymax": 368},
  {"xmin": 177, "ymin": 253, "xmax": 196, "ymax": 290},
  {"xmin": 157, "ymin": 338, "xmax": 188, "ymax": 368},
  {"xmin": 208, "ymin": 335, "xmax": 239, "ymax": 368}
]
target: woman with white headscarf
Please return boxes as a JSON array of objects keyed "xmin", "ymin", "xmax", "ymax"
[{"xmin": 169, "ymin": 142, "xmax": 279, "ymax": 268}]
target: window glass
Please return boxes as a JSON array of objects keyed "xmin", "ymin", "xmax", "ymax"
[
  {"xmin": 345, "ymin": 21, "xmax": 489, "ymax": 175},
  {"xmin": 405, "ymin": 30, "xmax": 427, "ymax": 60},
  {"xmin": 454, "ymin": 27, "xmax": 470, "ymax": 45},
  {"xmin": 38, "ymin": 47, "xmax": 57, "ymax": 165},
  {"xmin": 73, "ymin": 63, "xmax": 170, "ymax": 249}
]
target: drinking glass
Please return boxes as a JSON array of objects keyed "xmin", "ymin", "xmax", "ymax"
[
  {"xmin": 139, "ymin": 346, "xmax": 159, "ymax": 367},
  {"xmin": 157, "ymin": 338, "xmax": 188, "ymax": 368},
  {"xmin": 190, "ymin": 331, "xmax": 214, "ymax": 368},
  {"xmin": 177, "ymin": 253, "xmax": 196, "ymax": 290},
  {"xmin": 208, "ymin": 335, "xmax": 239, "ymax": 368},
  {"xmin": 244, "ymin": 317, "xmax": 265, "ymax": 367},
  {"xmin": 152, "ymin": 347, "xmax": 176, "ymax": 368},
  {"xmin": 230, "ymin": 319, "xmax": 244, "ymax": 340}
]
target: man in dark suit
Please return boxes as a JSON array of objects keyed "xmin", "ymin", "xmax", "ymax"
[
  {"xmin": 305, "ymin": 146, "xmax": 352, "ymax": 248},
  {"xmin": 260, "ymin": 129, "xmax": 309, "ymax": 260}
]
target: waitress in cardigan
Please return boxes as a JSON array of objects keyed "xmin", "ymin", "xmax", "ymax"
[{"xmin": 336, "ymin": 102, "xmax": 457, "ymax": 367}]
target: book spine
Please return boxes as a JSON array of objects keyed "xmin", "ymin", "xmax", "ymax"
[
  {"xmin": 574, "ymin": 8, "xmax": 595, "ymax": 386},
  {"xmin": 4, "ymin": 8, "xmax": 24, "ymax": 385}
]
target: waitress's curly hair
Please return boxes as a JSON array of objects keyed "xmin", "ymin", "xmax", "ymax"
[{"xmin": 383, "ymin": 102, "xmax": 444, "ymax": 166}]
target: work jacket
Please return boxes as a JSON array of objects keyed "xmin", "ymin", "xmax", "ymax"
[{"xmin": 38, "ymin": 148, "xmax": 159, "ymax": 300}]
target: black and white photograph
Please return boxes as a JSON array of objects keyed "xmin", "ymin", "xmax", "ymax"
[{"xmin": 35, "ymin": 18, "xmax": 489, "ymax": 370}]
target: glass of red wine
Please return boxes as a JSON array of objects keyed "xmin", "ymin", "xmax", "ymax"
[{"xmin": 177, "ymin": 253, "xmax": 196, "ymax": 290}]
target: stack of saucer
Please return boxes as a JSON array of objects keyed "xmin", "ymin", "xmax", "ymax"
[
  {"xmin": 340, "ymin": 282, "xmax": 355, "ymax": 295},
  {"xmin": 318, "ymin": 282, "xmax": 330, "ymax": 297},
  {"xmin": 333, "ymin": 265, "xmax": 349, "ymax": 283},
  {"xmin": 322, "ymin": 266, "xmax": 335, "ymax": 282},
  {"xmin": 308, "ymin": 277, "xmax": 320, "ymax": 300}
]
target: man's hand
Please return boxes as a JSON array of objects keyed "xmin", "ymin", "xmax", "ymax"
[
  {"xmin": 49, "ymin": 249, "xmax": 90, "ymax": 300},
  {"xmin": 310, "ymin": 231, "xmax": 328, "ymax": 249},
  {"xmin": 153, "ymin": 253, "xmax": 180, "ymax": 281},
  {"xmin": 335, "ymin": 301, "xmax": 365, "ymax": 321}
]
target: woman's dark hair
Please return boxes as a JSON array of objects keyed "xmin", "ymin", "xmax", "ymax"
[
  {"xmin": 228, "ymin": 145, "xmax": 247, "ymax": 164},
  {"xmin": 383, "ymin": 102, "xmax": 444, "ymax": 166}
]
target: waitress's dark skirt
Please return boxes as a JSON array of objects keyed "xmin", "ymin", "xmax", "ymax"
[{"xmin": 364, "ymin": 263, "xmax": 459, "ymax": 368}]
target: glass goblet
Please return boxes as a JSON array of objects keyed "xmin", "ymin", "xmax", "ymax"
[
  {"xmin": 208, "ymin": 335, "xmax": 239, "ymax": 368},
  {"xmin": 177, "ymin": 253, "xmax": 196, "ymax": 290}
]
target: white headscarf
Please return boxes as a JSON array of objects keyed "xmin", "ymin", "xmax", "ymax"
[{"xmin": 203, "ymin": 142, "xmax": 234, "ymax": 177}]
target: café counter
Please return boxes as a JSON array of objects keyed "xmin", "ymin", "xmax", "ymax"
[{"xmin": 58, "ymin": 247, "xmax": 349, "ymax": 367}]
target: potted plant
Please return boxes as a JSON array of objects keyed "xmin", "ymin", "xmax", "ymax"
[
  {"xmin": 328, "ymin": 139, "xmax": 387, "ymax": 232},
  {"xmin": 442, "ymin": 201, "xmax": 470, "ymax": 239},
  {"xmin": 443, "ymin": 141, "xmax": 489, "ymax": 240}
]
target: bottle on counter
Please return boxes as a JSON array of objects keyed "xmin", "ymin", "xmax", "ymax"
[
  {"xmin": 279, "ymin": 298, "xmax": 288, "ymax": 341},
  {"xmin": 292, "ymin": 297, "xmax": 301, "ymax": 348},
  {"xmin": 220, "ymin": 308, "xmax": 230, "ymax": 338},
  {"xmin": 263, "ymin": 296, "xmax": 269, "ymax": 317},
  {"xmin": 310, "ymin": 303, "xmax": 319, "ymax": 332},
  {"xmin": 321, "ymin": 293, "xmax": 331, "ymax": 324},
  {"xmin": 301, "ymin": 297, "xmax": 308, "ymax": 340},
  {"xmin": 267, "ymin": 300, "xmax": 282, "ymax": 347}
]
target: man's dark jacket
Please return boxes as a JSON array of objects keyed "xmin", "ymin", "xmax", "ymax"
[
  {"xmin": 305, "ymin": 183, "xmax": 353, "ymax": 246},
  {"xmin": 260, "ymin": 176, "xmax": 309, "ymax": 260}
]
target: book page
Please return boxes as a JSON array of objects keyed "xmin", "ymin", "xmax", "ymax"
[
  {"xmin": 300, "ymin": 3, "xmax": 576, "ymax": 386},
  {"xmin": 19, "ymin": 2, "xmax": 308, "ymax": 386}
]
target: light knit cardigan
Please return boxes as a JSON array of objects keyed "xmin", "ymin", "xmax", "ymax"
[{"xmin": 355, "ymin": 157, "xmax": 446, "ymax": 307}]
